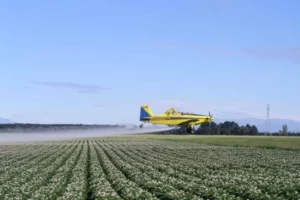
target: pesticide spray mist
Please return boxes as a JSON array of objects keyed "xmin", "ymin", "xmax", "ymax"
[{"xmin": 0, "ymin": 125, "xmax": 175, "ymax": 144}]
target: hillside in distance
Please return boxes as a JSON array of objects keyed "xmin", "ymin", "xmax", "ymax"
[
  {"xmin": 2, "ymin": 117, "xmax": 299, "ymax": 133},
  {"xmin": 0, "ymin": 118, "xmax": 14, "ymax": 124}
]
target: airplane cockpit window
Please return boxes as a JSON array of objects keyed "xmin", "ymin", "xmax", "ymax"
[{"xmin": 171, "ymin": 109, "xmax": 178, "ymax": 115}]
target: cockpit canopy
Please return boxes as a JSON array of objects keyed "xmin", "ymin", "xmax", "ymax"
[
  {"xmin": 164, "ymin": 108, "xmax": 207, "ymax": 116},
  {"xmin": 164, "ymin": 108, "xmax": 179, "ymax": 115}
]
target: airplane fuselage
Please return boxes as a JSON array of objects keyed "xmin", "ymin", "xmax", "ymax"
[
  {"xmin": 140, "ymin": 114, "xmax": 210, "ymax": 126},
  {"xmin": 139, "ymin": 105, "xmax": 213, "ymax": 133}
]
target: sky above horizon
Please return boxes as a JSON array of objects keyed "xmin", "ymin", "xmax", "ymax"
[{"xmin": 1, "ymin": 0, "xmax": 300, "ymax": 124}]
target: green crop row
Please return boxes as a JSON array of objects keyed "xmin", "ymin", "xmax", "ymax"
[{"xmin": 0, "ymin": 138, "xmax": 299, "ymax": 200}]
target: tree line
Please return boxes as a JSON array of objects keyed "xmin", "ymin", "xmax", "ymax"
[
  {"xmin": 168, "ymin": 121, "xmax": 259, "ymax": 135},
  {"xmin": 164, "ymin": 121, "xmax": 300, "ymax": 136}
]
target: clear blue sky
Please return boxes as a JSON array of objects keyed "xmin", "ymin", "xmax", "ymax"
[{"xmin": 1, "ymin": 0, "xmax": 300, "ymax": 124}]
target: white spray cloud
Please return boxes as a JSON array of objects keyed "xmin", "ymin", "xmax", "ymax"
[{"xmin": 0, "ymin": 125, "xmax": 174, "ymax": 144}]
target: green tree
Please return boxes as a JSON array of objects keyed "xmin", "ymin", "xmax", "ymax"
[{"xmin": 250, "ymin": 125, "xmax": 259, "ymax": 135}]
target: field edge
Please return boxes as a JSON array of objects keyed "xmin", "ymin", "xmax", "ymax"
[{"xmin": 113, "ymin": 134, "xmax": 300, "ymax": 151}]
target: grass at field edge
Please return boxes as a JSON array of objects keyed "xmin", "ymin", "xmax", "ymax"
[{"xmin": 113, "ymin": 134, "xmax": 300, "ymax": 151}]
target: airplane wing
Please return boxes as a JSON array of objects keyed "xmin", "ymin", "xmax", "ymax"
[{"xmin": 178, "ymin": 119, "xmax": 200, "ymax": 126}]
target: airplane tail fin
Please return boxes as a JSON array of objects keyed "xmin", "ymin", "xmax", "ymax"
[{"xmin": 140, "ymin": 105, "xmax": 153, "ymax": 121}]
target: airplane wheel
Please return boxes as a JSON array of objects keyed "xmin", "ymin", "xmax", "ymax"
[
  {"xmin": 186, "ymin": 127, "xmax": 192, "ymax": 134},
  {"xmin": 186, "ymin": 126, "xmax": 195, "ymax": 134}
]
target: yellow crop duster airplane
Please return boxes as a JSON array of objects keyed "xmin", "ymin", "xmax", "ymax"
[{"xmin": 139, "ymin": 105, "xmax": 214, "ymax": 133}]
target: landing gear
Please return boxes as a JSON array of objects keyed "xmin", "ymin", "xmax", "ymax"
[
  {"xmin": 139, "ymin": 121, "xmax": 148, "ymax": 128},
  {"xmin": 186, "ymin": 125, "xmax": 195, "ymax": 134}
]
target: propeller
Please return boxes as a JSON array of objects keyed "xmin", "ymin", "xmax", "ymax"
[
  {"xmin": 208, "ymin": 111, "xmax": 213, "ymax": 129},
  {"xmin": 204, "ymin": 111, "xmax": 213, "ymax": 129}
]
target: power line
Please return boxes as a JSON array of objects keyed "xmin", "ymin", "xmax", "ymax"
[{"xmin": 265, "ymin": 104, "xmax": 271, "ymax": 135}]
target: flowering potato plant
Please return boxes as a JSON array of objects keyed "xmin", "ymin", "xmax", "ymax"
[{"xmin": 0, "ymin": 138, "xmax": 299, "ymax": 200}]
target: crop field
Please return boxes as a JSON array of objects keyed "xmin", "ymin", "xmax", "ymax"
[
  {"xmin": 1, "ymin": 137, "xmax": 300, "ymax": 200},
  {"xmin": 118, "ymin": 134, "xmax": 300, "ymax": 150}
]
